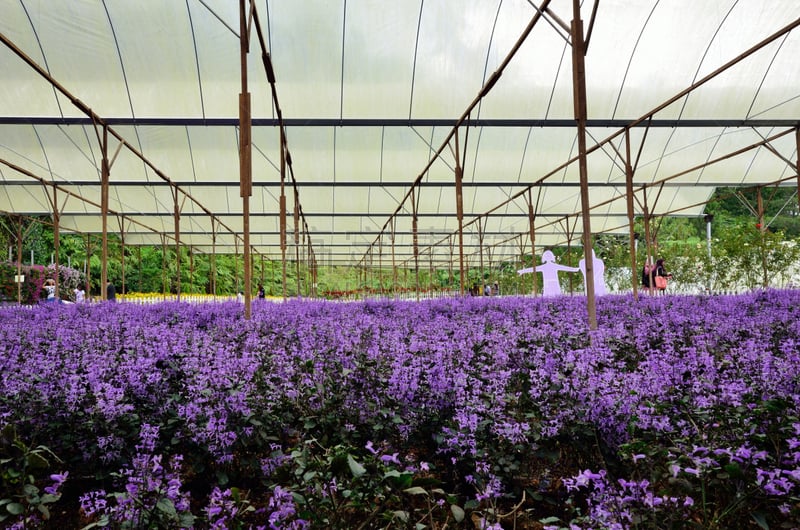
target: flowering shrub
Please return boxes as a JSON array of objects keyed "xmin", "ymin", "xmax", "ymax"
[
  {"xmin": 0, "ymin": 291, "xmax": 799, "ymax": 527},
  {"xmin": 0, "ymin": 262, "xmax": 85, "ymax": 304}
]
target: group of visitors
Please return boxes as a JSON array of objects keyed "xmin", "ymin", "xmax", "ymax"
[
  {"xmin": 40, "ymin": 279, "xmax": 115, "ymax": 304},
  {"xmin": 469, "ymin": 282, "xmax": 499, "ymax": 296}
]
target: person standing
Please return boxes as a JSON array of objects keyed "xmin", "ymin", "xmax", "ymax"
[
  {"xmin": 257, "ymin": 284, "xmax": 266, "ymax": 299},
  {"xmin": 43, "ymin": 278, "xmax": 56, "ymax": 302},
  {"xmin": 641, "ymin": 260, "xmax": 654, "ymax": 293},
  {"xmin": 106, "ymin": 281, "xmax": 116, "ymax": 302},
  {"xmin": 654, "ymin": 258, "xmax": 672, "ymax": 294},
  {"xmin": 74, "ymin": 284, "xmax": 86, "ymax": 303}
]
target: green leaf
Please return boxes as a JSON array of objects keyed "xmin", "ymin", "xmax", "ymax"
[
  {"xmin": 347, "ymin": 454, "xmax": 366, "ymax": 478},
  {"xmin": 23, "ymin": 483, "xmax": 39, "ymax": 496},
  {"xmin": 27, "ymin": 451, "xmax": 49, "ymax": 469},
  {"xmin": 540, "ymin": 516, "xmax": 561, "ymax": 524},
  {"xmin": 404, "ymin": 486, "xmax": 428, "ymax": 496},
  {"xmin": 450, "ymin": 504, "xmax": 465, "ymax": 522},
  {"xmin": 40, "ymin": 493, "xmax": 60, "ymax": 504},
  {"xmin": 393, "ymin": 510, "xmax": 409, "ymax": 523},
  {"xmin": 156, "ymin": 497, "xmax": 177, "ymax": 517},
  {"xmin": 6, "ymin": 502, "xmax": 24, "ymax": 515},
  {"xmin": 751, "ymin": 512, "xmax": 769, "ymax": 530},
  {"xmin": 291, "ymin": 491, "xmax": 307, "ymax": 505}
]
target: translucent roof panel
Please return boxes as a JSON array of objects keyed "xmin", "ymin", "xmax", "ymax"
[{"xmin": 1, "ymin": 1, "xmax": 799, "ymax": 267}]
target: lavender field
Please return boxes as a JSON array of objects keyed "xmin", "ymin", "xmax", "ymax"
[{"xmin": 2, "ymin": 291, "xmax": 800, "ymax": 529}]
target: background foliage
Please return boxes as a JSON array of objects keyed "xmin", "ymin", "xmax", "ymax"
[{"xmin": 2, "ymin": 187, "xmax": 799, "ymax": 299}]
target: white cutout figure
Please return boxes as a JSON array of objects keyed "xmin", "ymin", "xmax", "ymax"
[
  {"xmin": 579, "ymin": 249, "xmax": 606, "ymax": 296},
  {"xmin": 517, "ymin": 250, "xmax": 579, "ymax": 297}
]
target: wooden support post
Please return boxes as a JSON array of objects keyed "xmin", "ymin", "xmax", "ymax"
[
  {"xmin": 391, "ymin": 217, "xmax": 397, "ymax": 298},
  {"xmin": 45, "ymin": 185, "xmax": 61, "ymax": 299},
  {"xmin": 118, "ymin": 219, "xmax": 126, "ymax": 298},
  {"xmin": 161, "ymin": 235, "xmax": 168, "ymax": 295},
  {"xmin": 757, "ymin": 186, "xmax": 768, "ymax": 287},
  {"xmin": 429, "ymin": 248, "xmax": 434, "ymax": 295},
  {"xmin": 642, "ymin": 187, "xmax": 654, "ymax": 295},
  {"xmin": 189, "ymin": 249, "xmax": 194, "ymax": 294},
  {"xmin": 378, "ymin": 238, "xmax": 384, "ymax": 296},
  {"xmin": 625, "ymin": 130, "xmax": 638, "ymax": 300},
  {"xmin": 211, "ymin": 220, "xmax": 218, "ymax": 296},
  {"xmin": 477, "ymin": 217, "xmax": 485, "ymax": 293},
  {"xmin": 571, "ymin": 0, "xmax": 597, "ymax": 329},
  {"xmin": 448, "ymin": 236, "xmax": 454, "ymax": 292},
  {"xmin": 86, "ymin": 234, "xmax": 93, "ymax": 300},
  {"xmin": 234, "ymin": 238, "xmax": 240, "ymax": 295},
  {"xmin": 294, "ymin": 193, "xmax": 300, "ymax": 297},
  {"xmin": 411, "ymin": 187, "xmax": 420, "ymax": 301},
  {"xmin": 796, "ymin": 128, "xmax": 800, "ymax": 215},
  {"xmin": 239, "ymin": 0, "xmax": 253, "ymax": 318},
  {"xmin": 172, "ymin": 188, "xmax": 181, "ymax": 301},
  {"xmin": 280, "ymin": 129, "xmax": 287, "ymax": 300},
  {"xmin": 16, "ymin": 218, "xmax": 24, "ymax": 304},
  {"xmin": 455, "ymin": 130, "xmax": 465, "ymax": 295},
  {"xmin": 527, "ymin": 189, "xmax": 538, "ymax": 296},
  {"xmin": 101, "ymin": 126, "xmax": 109, "ymax": 300}
]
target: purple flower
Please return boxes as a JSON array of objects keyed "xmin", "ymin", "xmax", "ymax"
[{"xmin": 379, "ymin": 452, "xmax": 400, "ymax": 465}]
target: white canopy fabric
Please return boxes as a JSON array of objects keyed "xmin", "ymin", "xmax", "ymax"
[{"xmin": 1, "ymin": 1, "xmax": 799, "ymax": 268}]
